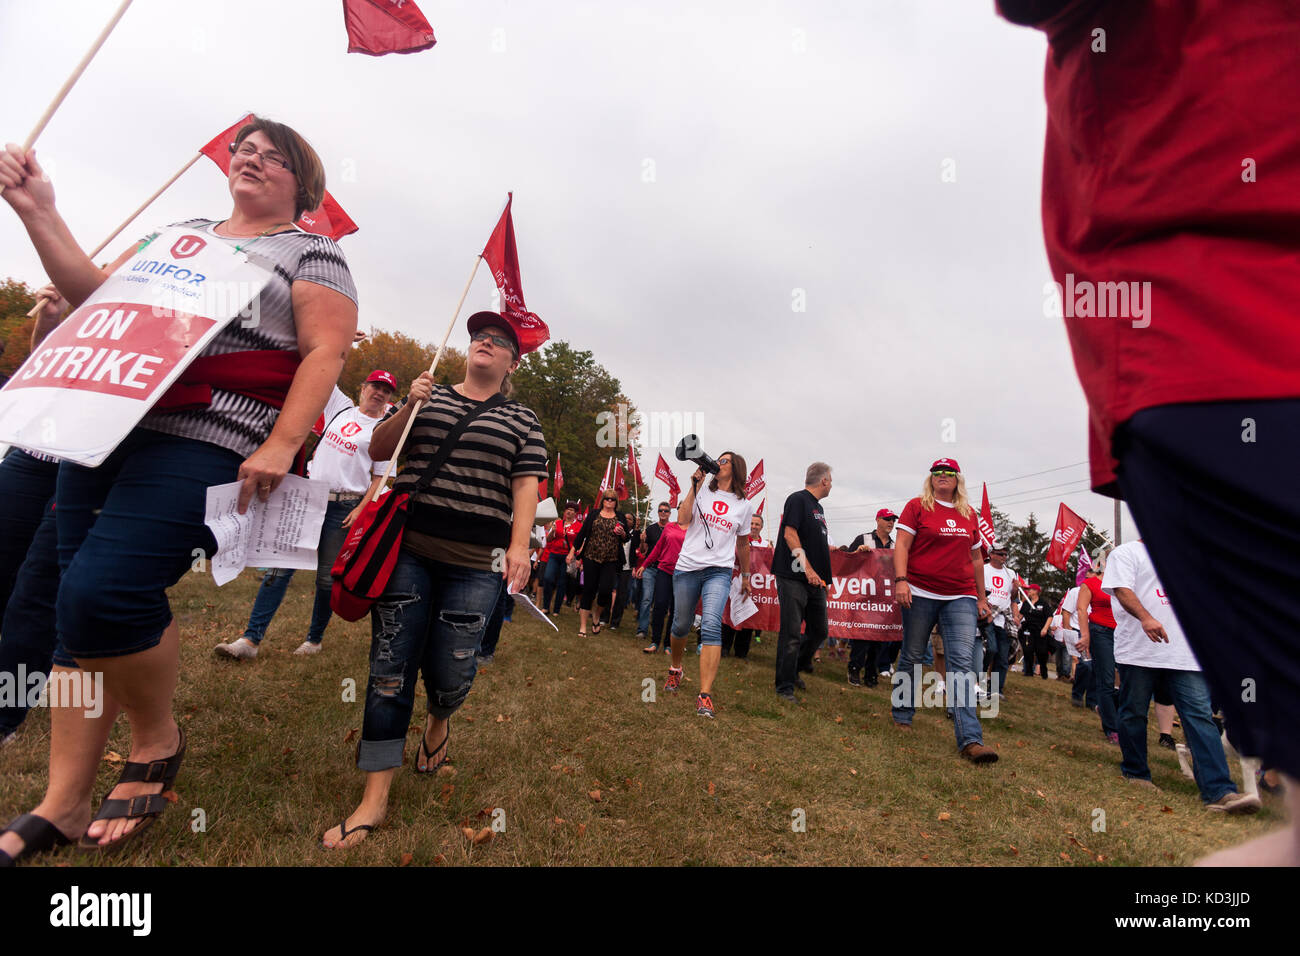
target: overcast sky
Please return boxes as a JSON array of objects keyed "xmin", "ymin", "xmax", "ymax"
[{"xmin": 0, "ymin": 0, "xmax": 1134, "ymax": 551}]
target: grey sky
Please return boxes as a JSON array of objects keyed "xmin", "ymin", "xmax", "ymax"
[{"xmin": 0, "ymin": 0, "xmax": 1133, "ymax": 550}]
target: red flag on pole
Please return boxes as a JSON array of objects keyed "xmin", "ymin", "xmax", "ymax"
[
  {"xmin": 554, "ymin": 452, "xmax": 564, "ymax": 499},
  {"xmin": 1046, "ymin": 503, "xmax": 1088, "ymax": 571},
  {"xmin": 757, "ymin": 498, "xmax": 766, "ymax": 516},
  {"xmin": 977, "ymin": 483, "xmax": 998, "ymax": 553},
  {"xmin": 1075, "ymin": 544, "xmax": 1093, "ymax": 584},
  {"xmin": 614, "ymin": 462, "xmax": 628, "ymax": 501},
  {"xmin": 199, "ymin": 114, "xmax": 359, "ymax": 240},
  {"xmin": 481, "ymin": 192, "xmax": 550, "ymax": 354},
  {"xmin": 654, "ymin": 454, "xmax": 681, "ymax": 508},
  {"xmin": 342, "ymin": 0, "xmax": 436, "ymax": 55},
  {"xmin": 743, "ymin": 459, "xmax": 765, "ymax": 499},
  {"xmin": 598, "ymin": 457, "xmax": 614, "ymax": 494},
  {"xmin": 627, "ymin": 444, "xmax": 645, "ymax": 489},
  {"xmin": 538, "ymin": 469, "xmax": 548, "ymax": 502}
]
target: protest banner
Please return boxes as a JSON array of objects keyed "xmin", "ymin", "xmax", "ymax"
[
  {"xmin": 0, "ymin": 226, "xmax": 272, "ymax": 466},
  {"xmin": 725, "ymin": 546, "xmax": 903, "ymax": 641}
]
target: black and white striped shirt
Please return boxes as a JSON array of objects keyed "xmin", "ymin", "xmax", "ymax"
[
  {"xmin": 139, "ymin": 219, "xmax": 358, "ymax": 458},
  {"xmin": 393, "ymin": 384, "xmax": 547, "ymax": 549}
]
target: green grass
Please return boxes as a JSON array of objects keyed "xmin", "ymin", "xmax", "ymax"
[{"xmin": 1, "ymin": 569, "xmax": 1281, "ymax": 866}]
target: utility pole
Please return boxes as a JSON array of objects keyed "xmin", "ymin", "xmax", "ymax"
[{"xmin": 1114, "ymin": 499, "xmax": 1122, "ymax": 545}]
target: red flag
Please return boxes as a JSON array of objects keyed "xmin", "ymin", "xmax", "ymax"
[
  {"xmin": 757, "ymin": 498, "xmax": 766, "ymax": 516},
  {"xmin": 977, "ymin": 483, "xmax": 998, "ymax": 552},
  {"xmin": 554, "ymin": 452, "xmax": 564, "ymax": 498},
  {"xmin": 1046, "ymin": 503, "xmax": 1088, "ymax": 571},
  {"xmin": 538, "ymin": 476, "xmax": 548, "ymax": 502},
  {"xmin": 342, "ymin": 0, "xmax": 436, "ymax": 55},
  {"xmin": 654, "ymin": 454, "xmax": 681, "ymax": 508},
  {"xmin": 627, "ymin": 445, "xmax": 645, "ymax": 489},
  {"xmin": 199, "ymin": 114, "xmax": 359, "ymax": 241},
  {"xmin": 1075, "ymin": 544, "xmax": 1094, "ymax": 584},
  {"xmin": 743, "ymin": 458, "xmax": 765, "ymax": 499},
  {"xmin": 598, "ymin": 457, "xmax": 614, "ymax": 494},
  {"xmin": 614, "ymin": 462, "xmax": 628, "ymax": 501},
  {"xmin": 481, "ymin": 193, "xmax": 550, "ymax": 354}
]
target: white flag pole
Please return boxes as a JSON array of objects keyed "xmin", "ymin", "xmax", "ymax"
[{"xmin": 0, "ymin": 0, "xmax": 135, "ymax": 198}]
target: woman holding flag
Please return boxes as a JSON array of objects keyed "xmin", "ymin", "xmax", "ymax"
[
  {"xmin": 322, "ymin": 310, "xmax": 546, "ymax": 850},
  {"xmin": 0, "ymin": 117, "xmax": 359, "ymax": 862}
]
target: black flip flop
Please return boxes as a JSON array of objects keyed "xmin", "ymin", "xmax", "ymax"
[
  {"xmin": 0, "ymin": 813, "xmax": 74, "ymax": 867},
  {"xmin": 414, "ymin": 726, "xmax": 449, "ymax": 775},
  {"xmin": 323, "ymin": 818, "xmax": 373, "ymax": 849}
]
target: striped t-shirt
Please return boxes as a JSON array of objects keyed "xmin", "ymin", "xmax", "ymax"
[
  {"xmin": 139, "ymin": 219, "xmax": 358, "ymax": 458},
  {"xmin": 393, "ymin": 384, "xmax": 547, "ymax": 553}
]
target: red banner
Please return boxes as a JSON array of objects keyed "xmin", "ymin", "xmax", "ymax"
[
  {"xmin": 654, "ymin": 453, "xmax": 680, "ymax": 507},
  {"xmin": 627, "ymin": 444, "xmax": 644, "ymax": 488},
  {"xmin": 744, "ymin": 458, "xmax": 765, "ymax": 499},
  {"xmin": 342, "ymin": 0, "xmax": 436, "ymax": 55},
  {"xmin": 723, "ymin": 547, "xmax": 903, "ymax": 641},
  {"xmin": 1046, "ymin": 502, "xmax": 1088, "ymax": 571},
  {"xmin": 199, "ymin": 114, "xmax": 359, "ymax": 241},
  {"xmin": 977, "ymin": 482, "xmax": 998, "ymax": 553},
  {"xmin": 554, "ymin": 452, "xmax": 564, "ymax": 498},
  {"xmin": 614, "ymin": 461, "xmax": 628, "ymax": 500},
  {"xmin": 481, "ymin": 192, "xmax": 550, "ymax": 354}
]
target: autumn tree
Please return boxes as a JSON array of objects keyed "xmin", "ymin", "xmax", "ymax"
[
  {"xmin": 0, "ymin": 278, "xmax": 37, "ymax": 381},
  {"xmin": 339, "ymin": 328, "xmax": 466, "ymax": 400},
  {"xmin": 510, "ymin": 341, "xmax": 640, "ymax": 510}
]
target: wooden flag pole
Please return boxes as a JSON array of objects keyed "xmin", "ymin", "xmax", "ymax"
[
  {"xmin": 0, "ymin": 0, "xmax": 135, "ymax": 198},
  {"xmin": 367, "ymin": 254, "xmax": 483, "ymax": 504},
  {"xmin": 27, "ymin": 151, "xmax": 202, "ymax": 317}
]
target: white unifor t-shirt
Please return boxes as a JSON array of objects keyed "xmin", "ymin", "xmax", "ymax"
[
  {"xmin": 307, "ymin": 386, "xmax": 395, "ymax": 493},
  {"xmin": 675, "ymin": 483, "xmax": 755, "ymax": 574},
  {"xmin": 984, "ymin": 564, "xmax": 1015, "ymax": 627},
  {"xmin": 1101, "ymin": 541, "xmax": 1200, "ymax": 671}
]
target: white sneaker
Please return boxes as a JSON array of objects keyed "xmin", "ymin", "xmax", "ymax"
[
  {"xmin": 293, "ymin": 641, "xmax": 322, "ymax": 656},
  {"xmin": 1206, "ymin": 792, "xmax": 1262, "ymax": 814},
  {"xmin": 215, "ymin": 637, "xmax": 258, "ymax": 660}
]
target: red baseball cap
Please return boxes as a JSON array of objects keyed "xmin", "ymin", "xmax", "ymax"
[
  {"xmin": 876, "ymin": 508, "xmax": 898, "ymax": 520},
  {"xmin": 930, "ymin": 458, "xmax": 961, "ymax": 473},
  {"xmin": 467, "ymin": 310, "xmax": 521, "ymax": 354},
  {"xmin": 365, "ymin": 369, "xmax": 397, "ymax": 390}
]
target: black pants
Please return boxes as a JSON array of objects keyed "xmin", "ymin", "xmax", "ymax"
[
  {"xmin": 774, "ymin": 577, "xmax": 827, "ymax": 694},
  {"xmin": 579, "ymin": 559, "xmax": 619, "ymax": 613},
  {"xmin": 848, "ymin": 639, "xmax": 881, "ymax": 680},
  {"xmin": 721, "ymin": 625, "xmax": 755, "ymax": 658},
  {"xmin": 1115, "ymin": 399, "xmax": 1300, "ymax": 776},
  {"xmin": 609, "ymin": 568, "xmax": 632, "ymax": 626}
]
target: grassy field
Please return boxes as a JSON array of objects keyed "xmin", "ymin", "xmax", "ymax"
[{"xmin": 1, "ymin": 568, "xmax": 1282, "ymax": 866}]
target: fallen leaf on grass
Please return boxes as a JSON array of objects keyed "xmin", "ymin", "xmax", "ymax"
[
  {"xmin": 477, "ymin": 806, "xmax": 496, "ymax": 818},
  {"xmin": 463, "ymin": 716, "xmax": 475, "ymax": 722},
  {"xmin": 436, "ymin": 764, "xmax": 455, "ymax": 777},
  {"xmin": 473, "ymin": 827, "xmax": 494, "ymax": 845},
  {"xmin": 1095, "ymin": 854, "xmax": 1106, "ymax": 862},
  {"xmin": 834, "ymin": 716, "xmax": 843, "ymax": 724},
  {"xmin": 1009, "ymin": 845, "xmax": 1019, "ymax": 856},
  {"xmin": 1015, "ymin": 740, "xmax": 1026, "ymax": 748},
  {"xmin": 103, "ymin": 751, "xmax": 124, "ymax": 765},
  {"xmin": 1160, "ymin": 806, "xmax": 1173, "ymax": 813},
  {"xmin": 553, "ymin": 817, "xmax": 566, "ymax": 825},
  {"xmin": 162, "ymin": 790, "xmax": 179, "ymax": 804},
  {"xmin": 495, "ymin": 714, "xmax": 509, "ymax": 723},
  {"xmin": 460, "ymin": 826, "xmax": 476, "ymax": 841},
  {"xmin": 399, "ymin": 852, "xmax": 413, "ymax": 866},
  {"xmin": 707, "ymin": 782, "xmax": 716, "ymax": 796},
  {"xmin": 969, "ymin": 795, "xmax": 981, "ymax": 801},
  {"xmin": 937, "ymin": 812, "xmax": 951, "ymax": 821},
  {"xmin": 588, "ymin": 790, "xmax": 602, "ymax": 801},
  {"xmin": 1060, "ymin": 852, "xmax": 1071, "ymax": 861},
  {"xmin": 1035, "ymin": 790, "xmax": 1046, "ymax": 798},
  {"xmin": 432, "ymin": 854, "xmax": 446, "ymax": 864},
  {"xmin": 849, "ymin": 768, "xmax": 858, "ymax": 776},
  {"xmin": 576, "ymin": 824, "xmax": 587, "ymax": 837},
  {"xmin": 343, "ymin": 728, "xmax": 358, "ymax": 744},
  {"xmin": 282, "ymin": 747, "xmax": 294, "ymax": 755},
  {"xmin": 440, "ymin": 784, "xmax": 454, "ymax": 803}
]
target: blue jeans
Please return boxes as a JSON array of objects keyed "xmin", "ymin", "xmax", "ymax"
[
  {"xmin": 650, "ymin": 569, "xmax": 675, "ymax": 644},
  {"xmin": 53, "ymin": 429, "xmax": 242, "ymax": 666},
  {"xmin": 636, "ymin": 566, "xmax": 657, "ymax": 634},
  {"xmin": 0, "ymin": 500, "xmax": 60, "ymax": 734},
  {"xmin": 671, "ymin": 565, "xmax": 731, "ymax": 647},
  {"xmin": 1088, "ymin": 624, "xmax": 1120, "ymax": 736},
  {"xmin": 477, "ymin": 582, "xmax": 512, "ymax": 658},
  {"xmin": 891, "ymin": 596, "xmax": 984, "ymax": 750},
  {"xmin": 357, "ymin": 550, "xmax": 502, "ymax": 771},
  {"xmin": 541, "ymin": 554, "xmax": 567, "ymax": 613},
  {"xmin": 982, "ymin": 622, "xmax": 1010, "ymax": 695},
  {"xmin": 241, "ymin": 498, "xmax": 351, "ymax": 645},
  {"xmin": 0, "ymin": 448, "xmax": 59, "ymax": 613},
  {"xmin": 1117, "ymin": 664, "xmax": 1236, "ymax": 803},
  {"xmin": 1072, "ymin": 657, "xmax": 1094, "ymax": 705}
]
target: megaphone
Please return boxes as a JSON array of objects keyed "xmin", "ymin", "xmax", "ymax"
[{"xmin": 675, "ymin": 434, "xmax": 719, "ymax": 475}]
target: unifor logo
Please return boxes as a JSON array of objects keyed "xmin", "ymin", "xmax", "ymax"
[
  {"xmin": 712, "ymin": 500, "xmax": 729, "ymax": 516},
  {"xmin": 1054, "ymin": 530, "xmax": 1072, "ymax": 543},
  {"xmin": 170, "ymin": 235, "xmax": 206, "ymax": 259},
  {"xmin": 340, "ymin": 421, "xmax": 362, "ymax": 438},
  {"xmin": 946, "ymin": 518, "xmax": 956, "ymax": 528},
  {"xmin": 992, "ymin": 575, "xmax": 1004, "ymax": 588}
]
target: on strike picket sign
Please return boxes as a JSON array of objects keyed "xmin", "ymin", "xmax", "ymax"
[
  {"xmin": 0, "ymin": 227, "xmax": 272, "ymax": 466},
  {"xmin": 725, "ymin": 546, "xmax": 904, "ymax": 641}
]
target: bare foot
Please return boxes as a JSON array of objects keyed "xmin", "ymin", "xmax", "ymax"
[
  {"xmin": 416, "ymin": 715, "xmax": 449, "ymax": 773},
  {"xmin": 85, "ymin": 724, "xmax": 182, "ymax": 847},
  {"xmin": 321, "ymin": 809, "xmax": 385, "ymax": 849},
  {"xmin": 1196, "ymin": 826, "xmax": 1300, "ymax": 867}
]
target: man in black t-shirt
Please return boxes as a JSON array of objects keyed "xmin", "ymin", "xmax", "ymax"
[{"xmin": 772, "ymin": 462, "xmax": 834, "ymax": 701}]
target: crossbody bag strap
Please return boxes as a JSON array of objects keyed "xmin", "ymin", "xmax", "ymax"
[{"xmin": 410, "ymin": 390, "xmax": 509, "ymax": 495}]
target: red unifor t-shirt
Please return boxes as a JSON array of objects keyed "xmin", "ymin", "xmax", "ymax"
[
  {"xmin": 896, "ymin": 497, "xmax": 980, "ymax": 599},
  {"xmin": 1081, "ymin": 574, "xmax": 1116, "ymax": 629},
  {"xmin": 1010, "ymin": 0, "xmax": 1300, "ymax": 495},
  {"xmin": 545, "ymin": 519, "xmax": 579, "ymax": 557}
]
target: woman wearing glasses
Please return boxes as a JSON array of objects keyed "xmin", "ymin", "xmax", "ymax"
[
  {"xmin": 0, "ymin": 117, "xmax": 358, "ymax": 863},
  {"xmin": 667, "ymin": 452, "xmax": 754, "ymax": 719},
  {"xmin": 322, "ymin": 311, "xmax": 545, "ymax": 849},
  {"xmin": 570, "ymin": 492, "xmax": 631, "ymax": 637},
  {"xmin": 891, "ymin": 459, "xmax": 998, "ymax": 762}
]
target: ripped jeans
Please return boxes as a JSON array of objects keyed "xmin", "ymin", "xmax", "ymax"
[{"xmin": 357, "ymin": 549, "xmax": 504, "ymax": 771}]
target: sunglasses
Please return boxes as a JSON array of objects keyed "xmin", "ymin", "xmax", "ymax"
[
  {"xmin": 471, "ymin": 329, "xmax": 515, "ymax": 351},
  {"xmin": 883, "ymin": 517, "xmax": 897, "ymax": 522},
  {"xmin": 930, "ymin": 470, "xmax": 958, "ymax": 478},
  {"xmin": 658, "ymin": 508, "xmax": 671, "ymax": 512}
]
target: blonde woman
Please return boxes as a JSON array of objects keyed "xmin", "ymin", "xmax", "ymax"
[{"xmin": 890, "ymin": 458, "xmax": 996, "ymax": 762}]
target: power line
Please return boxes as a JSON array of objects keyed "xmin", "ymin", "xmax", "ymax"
[
  {"xmin": 985, "ymin": 461, "xmax": 1089, "ymax": 487},
  {"xmin": 996, "ymin": 479, "xmax": 1095, "ymax": 505},
  {"xmin": 821, "ymin": 459, "xmax": 1090, "ymax": 516}
]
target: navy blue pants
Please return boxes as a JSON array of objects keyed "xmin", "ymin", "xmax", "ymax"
[{"xmin": 1115, "ymin": 398, "xmax": 1300, "ymax": 778}]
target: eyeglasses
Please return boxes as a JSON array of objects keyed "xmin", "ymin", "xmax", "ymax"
[
  {"xmin": 471, "ymin": 329, "xmax": 514, "ymax": 351},
  {"xmin": 229, "ymin": 141, "xmax": 293, "ymax": 173},
  {"xmin": 717, "ymin": 457, "xmax": 731, "ymax": 466},
  {"xmin": 658, "ymin": 508, "xmax": 671, "ymax": 512},
  {"xmin": 930, "ymin": 469, "xmax": 958, "ymax": 478}
]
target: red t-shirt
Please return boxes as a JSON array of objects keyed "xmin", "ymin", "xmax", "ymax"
[
  {"xmin": 545, "ymin": 518, "xmax": 580, "ymax": 557},
  {"xmin": 1080, "ymin": 574, "xmax": 1116, "ymax": 629},
  {"xmin": 896, "ymin": 497, "xmax": 980, "ymax": 598},
  {"xmin": 1009, "ymin": 0, "xmax": 1300, "ymax": 494}
]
